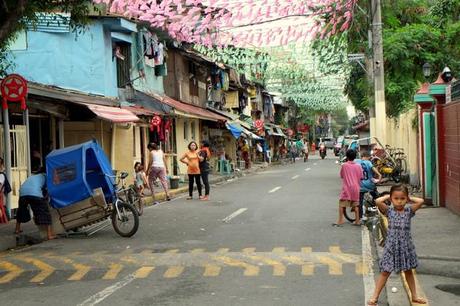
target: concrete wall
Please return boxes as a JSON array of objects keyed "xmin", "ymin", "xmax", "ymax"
[
  {"xmin": 10, "ymin": 23, "xmax": 118, "ymax": 97},
  {"xmin": 64, "ymin": 120, "xmax": 112, "ymax": 156},
  {"xmin": 385, "ymin": 108, "xmax": 419, "ymax": 184},
  {"xmin": 175, "ymin": 117, "xmax": 201, "ymax": 176}
]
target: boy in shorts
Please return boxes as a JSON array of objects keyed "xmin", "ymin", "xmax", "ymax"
[{"xmin": 334, "ymin": 149, "xmax": 363, "ymax": 226}]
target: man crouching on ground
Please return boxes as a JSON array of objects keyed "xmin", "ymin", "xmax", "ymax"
[{"xmin": 15, "ymin": 166, "xmax": 56, "ymax": 240}]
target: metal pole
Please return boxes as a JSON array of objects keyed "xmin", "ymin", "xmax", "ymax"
[
  {"xmin": 24, "ymin": 109, "xmax": 31, "ymax": 176},
  {"xmin": 58, "ymin": 119, "xmax": 64, "ymax": 148},
  {"xmin": 371, "ymin": 0, "xmax": 387, "ymax": 144},
  {"xmin": 2, "ymin": 108, "xmax": 12, "ymax": 217}
]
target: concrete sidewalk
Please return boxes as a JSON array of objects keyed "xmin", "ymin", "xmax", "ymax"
[{"xmin": 0, "ymin": 163, "xmax": 269, "ymax": 252}]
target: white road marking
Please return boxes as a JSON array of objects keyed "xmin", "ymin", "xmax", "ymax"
[
  {"xmin": 362, "ymin": 226, "xmax": 375, "ymax": 305},
  {"xmin": 305, "ymin": 168, "xmax": 311, "ymax": 172},
  {"xmin": 268, "ymin": 186, "xmax": 282, "ymax": 193},
  {"xmin": 291, "ymin": 175, "xmax": 299, "ymax": 180},
  {"xmin": 313, "ymin": 163, "xmax": 317, "ymax": 166},
  {"xmin": 222, "ymin": 208, "xmax": 248, "ymax": 223},
  {"xmin": 77, "ymin": 273, "xmax": 136, "ymax": 306}
]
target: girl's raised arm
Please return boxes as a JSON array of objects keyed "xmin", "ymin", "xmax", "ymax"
[
  {"xmin": 375, "ymin": 194, "xmax": 390, "ymax": 215},
  {"xmin": 409, "ymin": 196, "xmax": 424, "ymax": 212}
]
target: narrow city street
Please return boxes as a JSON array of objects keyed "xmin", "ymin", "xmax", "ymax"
[{"xmin": 0, "ymin": 156, "xmax": 378, "ymax": 306}]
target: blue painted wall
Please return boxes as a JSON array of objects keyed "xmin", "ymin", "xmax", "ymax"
[
  {"xmin": 9, "ymin": 20, "xmax": 165, "ymax": 98},
  {"xmin": 9, "ymin": 22, "xmax": 118, "ymax": 97}
]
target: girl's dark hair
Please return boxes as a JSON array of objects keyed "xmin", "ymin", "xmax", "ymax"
[
  {"xmin": 147, "ymin": 142, "xmax": 159, "ymax": 150},
  {"xmin": 390, "ymin": 184, "xmax": 409, "ymax": 197},
  {"xmin": 201, "ymin": 140, "xmax": 210, "ymax": 148},
  {"xmin": 134, "ymin": 162, "xmax": 141, "ymax": 170},
  {"xmin": 346, "ymin": 149, "xmax": 357, "ymax": 161},
  {"xmin": 188, "ymin": 141, "xmax": 198, "ymax": 150}
]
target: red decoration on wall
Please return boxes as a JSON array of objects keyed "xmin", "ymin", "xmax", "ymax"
[
  {"xmin": 254, "ymin": 119, "xmax": 264, "ymax": 130},
  {"xmin": 0, "ymin": 74, "xmax": 28, "ymax": 110},
  {"xmin": 150, "ymin": 115, "xmax": 162, "ymax": 133},
  {"xmin": 286, "ymin": 128, "xmax": 294, "ymax": 137}
]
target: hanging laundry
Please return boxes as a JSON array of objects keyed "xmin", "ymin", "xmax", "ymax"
[{"xmin": 154, "ymin": 42, "xmax": 165, "ymax": 66}]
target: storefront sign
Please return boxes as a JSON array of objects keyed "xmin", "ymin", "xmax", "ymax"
[
  {"xmin": 254, "ymin": 119, "xmax": 264, "ymax": 130},
  {"xmin": 0, "ymin": 74, "xmax": 28, "ymax": 110}
]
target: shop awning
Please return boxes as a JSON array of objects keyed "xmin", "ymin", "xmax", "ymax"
[
  {"xmin": 85, "ymin": 104, "xmax": 139, "ymax": 123},
  {"xmin": 265, "ymin": 124, "xmax": 286, "ymax": 137},
  {"xmin": 226, "ymin": 122, "xmax": 244, "ymax": 139},
  {"xmin": 159, "ymin": 95, "xmax": 227, "ymax": 122},
  {"xmin": 125, "ymin": 90, "xmax": 172, "ymax": 115}
]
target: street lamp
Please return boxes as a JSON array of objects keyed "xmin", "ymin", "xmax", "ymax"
[{"xmin": 423, "ymin": 62, "xmax": 432, "ymax": 78}]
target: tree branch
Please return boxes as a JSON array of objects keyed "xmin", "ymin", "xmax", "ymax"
[{"xmin": 0, "ymin": 0, "xmax": 28, "ymax": 46}]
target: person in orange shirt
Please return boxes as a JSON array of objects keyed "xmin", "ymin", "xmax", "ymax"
[{"xmin": 180, "ymin": 141, "xmax": 204, "ymax": 200}]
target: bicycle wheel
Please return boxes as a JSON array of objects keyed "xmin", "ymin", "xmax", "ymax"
[
  {"xmin": 343, "ymin": 207, "xmax": 356, "ymax": 223},
  {"xmin": 111, "ymin": 201, "xmax": 139, "ymax": 237},
  {"xmin": 127, "ymin": 188, "xmax": 143, "ymax": 216}
]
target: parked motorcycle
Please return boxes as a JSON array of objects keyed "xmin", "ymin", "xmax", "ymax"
[{"xmin": 319, "ymin": 144, "xmax": 327, "ymax": 159}]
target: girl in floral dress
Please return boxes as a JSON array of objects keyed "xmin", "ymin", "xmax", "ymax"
[{"xmin": 368, "ymin": 185, "xmax": 426, "ymax": 305}]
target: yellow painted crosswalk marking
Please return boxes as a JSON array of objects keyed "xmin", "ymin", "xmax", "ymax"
[
  {"xmin": 44, "ymin": 253, "xmax": 91, "ymax": 281},
  {"xmin": 203, "ymin": 264, "xmax": 221, "ymax": 277},
  {"xmin": 0, "ymin": 261, "xmax": 23, "ymax": 284},
  {"xmin": 134, "ymin": 266, "xmax": 155, "ymax": 278},
  {"xmin": 164, "ymin": 266, "xmax": 185, "ymax": 278},
  {"xmin": 246, "ymin": 254, "xmax": 286, "ymax": 276},
  {"xmin": 242, "ymin": 248, "xmax": 256, "ymax": 253},
  {"xmin": 213, "ymin": 256, "xmax": 259, "ymax": 276},
  {"xmin": 17, "ymin": 256, "xmax": 55, "ymax": 283},
  {"xmin": 103, "ymin": 263, "xmax": 123, "ymax": 280}
]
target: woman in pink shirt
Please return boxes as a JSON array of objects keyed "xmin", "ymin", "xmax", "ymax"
[{"xmin": 334, "ymin": 149, "xmax": 363, "ymax": 226}]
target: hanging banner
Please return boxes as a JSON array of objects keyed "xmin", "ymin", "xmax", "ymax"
[{"xmin": 0, "ymin": 74, "xmax": 28, "ymax": 110}]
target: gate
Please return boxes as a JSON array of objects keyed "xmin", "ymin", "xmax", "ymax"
[
  {"xmin": 438, "ymin": 101, "xmax": 460, "ymax": 215},
  {"xmin": 0, "ymin": 125, "xmax": 29, "ymax": 210}
]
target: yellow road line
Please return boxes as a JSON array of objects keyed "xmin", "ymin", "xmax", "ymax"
[
  {"xmin": 302, "ymin": 247, "xmax": 312, "ymax": 253},
  {"xmin": 164, "ymin": 266, "xmax": 185, "ymax": 278},
  {"xmin": 203, "ymin": 265, "xmax": 221, "ymax": 277},
  {"xmin": 272, "ymin": 247, "xmax": 286, "ymax": 253},
  {"xmin": 245, "ymin": 254, "xmax": 286, "ymax": 276},
  {"xmin": 134, "ymin": 266, "xmax": 155, "ymax": 278},
  {"xmin": 0, "ymin": 261, "xmax": 23, "ymax": 284},
  {"xmin": 216, "ymin": 248, "xmax": 229, "ymax": 253},
  {"xmin": 43, "ymin": 253, "xmax": 91, "ymax": 281},
  {"xmin": 17, "ymin": 256, "xmax": 55, "ymax": 283},
  {"xmin": 165, "ymin": 249, "xmax": 179, "ymax": 254},
  {"xmin": 283, "ymin": 255, "xmax": 314, "ymax": 276},
  {"xmin": 103, "ymin": 263, "xmax": 123, "ymax": 280},
  {"xmin": 190, "ymin": 249, "xmax": 205, "ymax": 254},
  {"xmin": 317, "ymin": 255, "xmax": 342, "ymax": 275},
  {"xmin": 242, "ymin": 248, "xmax": 256, "ymax": 253},
  {"xmin": 213, "ymin": 256, "xmax": 259, "ymax": 276}
]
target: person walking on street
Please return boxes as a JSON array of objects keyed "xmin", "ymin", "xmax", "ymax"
[
  {"xmin": 333, "ymin": 149, "xmax": 363, "ymax": 226},
  {"xmin": 241, "ymin": 140, "xmax": 250, "ymax": 169},
  {"xmin": 15, "ymin": 167, "xmax": 56, "ymax": 240},
  {"xmin": 146, "ymin": 143, "xmax": 171, "ymax": 202},
  {"xmin": 303, "ymin": 139, "xmax": 309, "ymax": 162},
  {"xmin": 134, "ymin": 162, "xmax": 149, "ymax": 196},
  {"xmin": 180, "ymin": 141, "xmax": 204, "ymax": 200},
  {"xmin": 355, "ymin": 151, "xmax": 382, "ymax": 222},
  {"xmin": 289, "ymin": 141, "xmax": 297, "ymax": 163},
  {"xmin": 199, "ymin": 140, "xmax": 211, "ymax": 201},
  {"xmin": 368, "ymin": 185, "xmax": 426, "ymax": 305},
  {"xmin": 0, "ymin": 158, "xmax": 11, "ymax": 223}
]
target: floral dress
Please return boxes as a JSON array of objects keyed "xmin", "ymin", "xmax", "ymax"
[{"xmin": 379, "ymin": 206, "xmax": 418, "ymax": 273}]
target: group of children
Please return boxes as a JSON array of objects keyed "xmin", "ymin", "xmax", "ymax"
[{"xmin": 338, "ymin": 149, "xmax": 426, "ymax": 305}]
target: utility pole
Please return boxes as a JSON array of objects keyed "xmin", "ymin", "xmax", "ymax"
[{"xmin": 371, "ymin": 0, "xmax": 387, "ymax": 143}]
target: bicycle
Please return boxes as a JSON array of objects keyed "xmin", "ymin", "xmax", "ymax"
[
  {"xmin": 108, "ymin": 172, "xmax": 140, "ymax": 237},
  {"xmin": 115, "ymin": 172, "xmax": 144, "ymax": 216}
]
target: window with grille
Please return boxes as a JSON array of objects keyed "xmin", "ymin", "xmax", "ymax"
[{"xmin": 115, "ymin": 43, "xmax": 132, "ymax": 88}]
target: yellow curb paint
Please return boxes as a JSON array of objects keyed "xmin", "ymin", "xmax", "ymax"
[
  {"xmin": 213, "ymin": 256, "xmax": 259, "ymax": 276},
  {"xmin": 0, "ymin": 261, "xmax": 23, "ymax": 284},
  {"xmin": 17, "ymin": 256, "xmax": 55, "ymax": 283},
  {"xmin": 134, "ymin": 266, "xmax": 155, "ymax": 279},
  {"xmin": 164, "ymin": 266, "xmax": 184, "ymax": 278},
  {"xmin": 103, "ymin": 263, "xmax": 123, "ymax": 280},
  {"xmin": 203, "ymin": 265, "xmax": 221, "ymax": 277}
]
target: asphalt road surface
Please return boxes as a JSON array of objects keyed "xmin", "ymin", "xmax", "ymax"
[{"xmin": 0, "ymin": 154, "xmax": 381, "ymax": 306}]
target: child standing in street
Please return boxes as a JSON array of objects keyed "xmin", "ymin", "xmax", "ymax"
[
  {"xmin": 368, "ymin": 185, "xmax": 426, "ymax": 305},
  {"xmin": 334, "ymin": 149, "xmax": 363, "ymax": 226}
]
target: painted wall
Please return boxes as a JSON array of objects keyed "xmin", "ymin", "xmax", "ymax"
[
  {"xmin": 64, "ymin": 120, "xmax": 112, "ymax": 156},
  {"xmin": 9, "ymin": 23, "xmax": 118, "ymax": 97},
  {"xmin": 385, "ymin": 109, "xmax": 419, "ymax": 184},
  {"xmin": 175, "ymin": 117, "xmax": 201, "ymax": 176},
  {"xmin": 130, "ymin": 32, "xmax": 164, "ymax": 95}
]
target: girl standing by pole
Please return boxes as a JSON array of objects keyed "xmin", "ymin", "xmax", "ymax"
[
  {"xmin": 180, "ymin": 141, "xmax": 203, "ymax": 200},
  {"xmin": 368, "ymin": 184, "xmax": 426, "ymax": 305}
]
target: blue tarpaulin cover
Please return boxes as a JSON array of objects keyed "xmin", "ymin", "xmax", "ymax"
[
  {"xmin": 46, "ymin": 140, "xmax": 115, "ymax": 209},
  {"xmin": 225, "ymin": 122, "xmax": 244, "ymax": 139}
]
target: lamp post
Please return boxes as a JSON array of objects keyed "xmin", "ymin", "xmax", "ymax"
[{"xmin": 423, "ymin": 62, "xmax": 432, "ymax": 79}]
